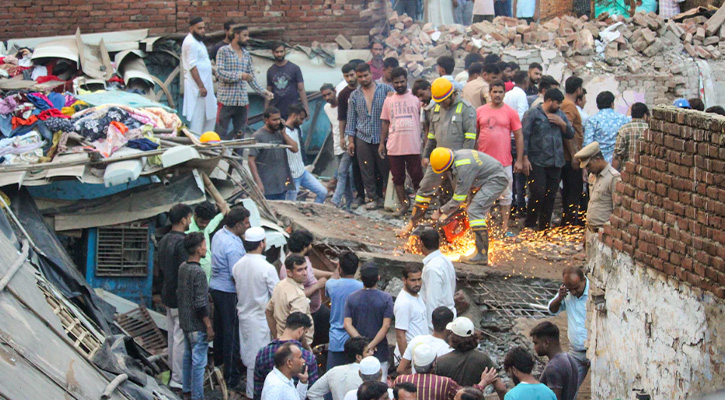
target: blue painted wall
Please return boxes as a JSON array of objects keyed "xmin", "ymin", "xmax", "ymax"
[{"xmin": 85, "ymin": 223, "xmax": 155, "ymax": 307}]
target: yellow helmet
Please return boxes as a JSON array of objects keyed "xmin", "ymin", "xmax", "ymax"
[
  {"xmin": 431, "ymin": 77, "xmax": 454, "ymax": 103},
  {"xmin": 430, "ymin": 147, "xmax": 454, "ymax": 174},
  {"xmin": 200, "ymin": 131, "xmax": 221, "ymax": 143}
]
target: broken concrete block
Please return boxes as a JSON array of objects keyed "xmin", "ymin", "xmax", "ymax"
[
  {"xmin": 360, "ymin": 9, "xmax": 375, "ymax": 18},
  {"xmin": 695, "ymin": 45, "xmax": 712, "ymax": 58},
  {"xmin": 604, "ymin": 43, "xmax": 620, "ymax": 65},
  {"xmin": 642, "ymin": 39, "xmax": 663, "ymax": 57},
  {"xmin": 351, "ymin": 35, "xmax": 370, "ymax": 49},
  {"xmin": 335, "ymin": 34, "xmax": 352, "ymax": 50},
  {"xmin": 706, "ymin": 45, "xmax": 721, "ymax": 58},
  {"xmin": 573, "ymin": 29, "xmax": 594, "ymax": 55},
  {"xmin": 632, "ymin": 36, "xmax": 649, "ymax": 52},
  {"xmin": 554, "ymin": 37, "xmax": 570, "ymax": 52},
  {"xmin": 685, "ymin": 31, "xmax": 693, "ymax": 43},
  {"xmin": 696, "ymin": 27, "xmax": 706, "ymax": 41},
  {"xmin": 705, "ymin": 36, "xmax": 720, "ymax": 46},
  {"xmin": 387, "ymin": 11, "xmax": 399, "ymax": 24},
  {"xmin": 633, "ymin": 12, "xmax": 649, "ymax": 27},
  {"xmin": 667, "ymin": 20, "xmax": 686, "ymax": 39},
  {"xmin": 625, "ymin": 57, "xmax": 642, "ymax": 73},
  {"xmin": 428, "ymin": 43, "xmax": 449, "ymax": 58},
  {"xmin": 523, "ymin": 32, "xmax": 536, "ymax": 44},
  {"xmin": 642, "ymin": 28, "xmax": 656, "ymax": 45},
  {"xmin": 631, "ymin": 28, "xmax": 643, "ymax": 42}
]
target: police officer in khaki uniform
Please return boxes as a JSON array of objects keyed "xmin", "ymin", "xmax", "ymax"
[
  {"xmin": 575, "ymin": 141, "xmax": 620, "ymax": 249},
  {"xmin": 397, "ymin": 77, "xmax": 477, "ymax": 237}
]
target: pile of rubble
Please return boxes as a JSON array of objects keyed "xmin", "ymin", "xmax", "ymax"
[{"xmin": 336, "ymin": 6, "xmax": 725, "ymax": 80}]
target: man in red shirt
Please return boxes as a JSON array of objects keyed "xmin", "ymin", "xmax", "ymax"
[{"xmin": 476, "ymin": 80, "xmax": 529, "ymax": 235}]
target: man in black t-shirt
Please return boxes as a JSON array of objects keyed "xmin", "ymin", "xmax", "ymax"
[
  {"xmin": 530, "ymin": 321, "xmax": 579, "ymax": 400},
  {"xmin": 265, "ymin": 41, "xmax": 309, "ymax": 120}
]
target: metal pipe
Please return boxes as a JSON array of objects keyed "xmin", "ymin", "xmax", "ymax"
[
  {"xmin": 101, "ymin": 373, "xmax": 128, "ymax": 399},
  {"xmin": 0, "ymin": 239, "xmax": 29, "ymax": 292}
]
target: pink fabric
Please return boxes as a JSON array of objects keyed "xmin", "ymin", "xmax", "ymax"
[
  {"xmin": 476, "ymin": 103, "xmax": 521, "ymax": 167},
  {"xmin": 380, "ymin": 91, "xmax": 422, "ymax": 156},
  {"xmin": 0, "ymin": 96, "xmax": 18, "ymax": 115}
]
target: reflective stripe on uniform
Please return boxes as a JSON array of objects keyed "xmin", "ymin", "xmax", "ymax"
[
  {"xmin": 427, "ymin": 132, "xmax": 436, "ymax": 139},
  {"xmin": 454, "ymin": 159, "xmax": 471, "ymax": 167},
  {"xmin": 464, "ymin": 132, "xmax": 476, "ymax": 140},
  {"xmin": 453, "ymin": 193, "xmax": 467, "ymax": 202},
  {"xmin": 455, "ymin": 103, "xmax": 463, "ymax": 113},
  {"xmin": 434, "ymin": 104, "xmax": 440, "ymax": 112},
  {"xmin": 469, "ymin": 219, "xmax": 487, "ymax": 228},
  {"xmin": 415, "ymin": 195, "xmax": 431, "ymax": 204}
]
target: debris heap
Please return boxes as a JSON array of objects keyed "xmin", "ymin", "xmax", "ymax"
[{"xmin": 338, "ymin": 7, "xmax": 725, "ymax": 87}]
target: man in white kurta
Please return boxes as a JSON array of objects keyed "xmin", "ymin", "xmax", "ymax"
[
  {"xmin": 428, "ymin": 0, "xmax": 455, "ymax": 27},
  {"xmin": 417, "ymin": 229, "xmax": 457, "ymax": 330},
  {"xmin": 232, "ymin": 227, "xmax": 279, "ymax": 398},
  {"xmin": 181, "ymin": 17, "xmax": 217, "ymax": 136}
]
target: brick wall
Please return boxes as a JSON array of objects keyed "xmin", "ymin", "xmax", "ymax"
[
  {"xmin": 541, "ymin": 0, "xmax": 575, "ymax": 21},
  {"xmin": 602, "ymin": 106, "xmax": 725, "ymax": 298},
  {"xmin": 0, "ymin": 0, "xmax": 383, "ymax": 44}
]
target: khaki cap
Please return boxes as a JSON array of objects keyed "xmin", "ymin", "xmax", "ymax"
[{"xmin": 575, "ymin": 141, "xmax": 601, "ymax": 168}]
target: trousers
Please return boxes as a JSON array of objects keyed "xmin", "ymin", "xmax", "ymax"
[
  {"xmin": 525, "ymin": 164, "xmax": 562, "ymax": 230},
  {"xmin": 561, "ymin": 162, "xmax": 584, "ymax": 226},
  {"xmin": 355, "ymin": 137, "xmax": 389, "ymax": 201},
  {"xmin": 182, "ymin": 331, "xmax": 209, "ymax": 400},
  {"xmin": 215, "ymin": 105, "xmax": 248, "ymax": 140},
  {"xmin": 394, "ymin": 0, "xmax": 418, "ymax": 19},
  {"xmin": 211, "ymin": 290, "xmax": 241, "ymax": 387},
  {"xmin": 166, "ymin": 308, "xmax": 185, "ymax": 388},
  {"xmin": 568, "ymin": 348, "xmax": 590, "ymax": 393},
  {"xmin": 286, "ymin": 170, "xmax": 328, "ymax": 203},
  {"xmin": 468, "ymin": 177, "xmax": 510, "ymax": 230},
  {"xmin": 332, "ymin": 153, "xmax": 355, "ymax": 208}
]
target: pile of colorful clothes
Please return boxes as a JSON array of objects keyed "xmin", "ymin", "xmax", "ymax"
[{"xmin": 0, "ymin": 90, "xmax": 182, "ymax": 164}]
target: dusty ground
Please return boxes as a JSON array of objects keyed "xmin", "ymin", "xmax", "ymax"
[{"xmin": 269, "ymin": 201, "xmax": 585, "ymax": 281}]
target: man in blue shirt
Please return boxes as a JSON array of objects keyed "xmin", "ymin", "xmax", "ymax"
[
  {"xmin": 210, "ymin": 206, "xmax": 251, "ymax": 391},
  {"xmin": 583, "ymin": 91, "xmax": 630, "ymax": 163},
  {"xmin": 326, "ymin": 251, "xmax": 363, "ymax": 370},
  {"xmin": 499, "ymin": 346, "xmax": 557, "ymax": 400},
  {"xmin": 547, "ymin": 266, "xmax": 590, "ymax": 393}
]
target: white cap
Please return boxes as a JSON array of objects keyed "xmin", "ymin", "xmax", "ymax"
[
  {"xmin": 359, "ymin": 356, "xmax": 381, "ymax": 375},
  {"xmin": 412, "ymin": 344, "xmax": 437, "ymax": 367},
  {"xmin": 446, "ymin": 317, "xmax": 475, "ymax": 337},
  {"xmin": 244, "ymin": 226, "xmax": 265, "ymax": 242}
]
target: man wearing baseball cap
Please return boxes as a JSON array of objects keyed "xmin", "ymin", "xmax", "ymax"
[
  {"xmin": 394, "ymin": 344, "xmax": 500, "ymax": 400},
  {"xmin": 574, "ymin": 141, "xmax": 620, "ymax": 253},
  {"xmin": 233, "ymin": 227, "xmax": 280, "ymax": 398},
  {"xmin": 435, "ymin": 317, "xmax": 497, "ymax": 387}
]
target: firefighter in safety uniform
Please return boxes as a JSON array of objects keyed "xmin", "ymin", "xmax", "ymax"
[
  {"xmin": 397, "ymin": 77, "xmax": 478, "ymax": 236},
  {"xmin": 429, "ymin": 147, "xmax": 509, "ymax": 265}
]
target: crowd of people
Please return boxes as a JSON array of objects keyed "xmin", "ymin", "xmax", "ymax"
[
  {"xmin": 160, "ymin": 197, "xmax": 594, "ymax": 400},
  {"xmin": 169, "ymin": 10, "xmax": 721, "ymax": 400}
]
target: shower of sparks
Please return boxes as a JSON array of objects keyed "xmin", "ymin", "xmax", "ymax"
[{"xmin": 401, "ymin": 220, "xmax": 585, "ymax": 267}]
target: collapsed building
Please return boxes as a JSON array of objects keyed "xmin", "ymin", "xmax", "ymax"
[{"xmin": 0, "ymin": 1, "xmax": 724, "ymax": 399}]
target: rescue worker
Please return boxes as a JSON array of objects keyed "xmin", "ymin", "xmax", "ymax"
[
  {"xmin": 575, "ymin": 141, "xmax": 620, "ymax": 254},
  {"xmin": 397, "ymin": 77, "xmax": 477, "ymax": 236},
  {"xmin": 429, "ymin": 147, "xmax": 509, "ymax": 265}
]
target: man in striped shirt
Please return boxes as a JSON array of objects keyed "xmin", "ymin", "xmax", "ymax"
[
  {"xmin": 394, "ymin": 345, "xmax": 502, "ymax": 400},
  {"xmin": 284, "ymin": 103, "xmax": 328, "ymax": 203}
]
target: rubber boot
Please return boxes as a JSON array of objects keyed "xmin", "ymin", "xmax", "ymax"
[
  {"xmin": 461, "ymin": 230, "xmax": 489, "ymax": 265},
  {"xmin": 396, "ymin": 204, "xmax": 427, "ymax": 237}
]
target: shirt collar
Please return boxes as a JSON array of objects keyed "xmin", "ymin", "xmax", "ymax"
[
  {"xmin": 286, "ymin": 277, "xmax": 305, "ymax": 289},
  {"xmin": 598, "ymin": 163, "xmax": 612, "ymax": 178},
  {"xmin": 423, "ymin": 249, "xmax": 443, "ymax": 264},
  {"xmin": 579, "ymin": 278, "xmax": 590, "ymax": 298},
  {"xmin": 272, "ymin": 367, "xmax": 294, "ymax": 384}
]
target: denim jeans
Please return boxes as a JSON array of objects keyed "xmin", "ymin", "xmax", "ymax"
[
  {"xmin": 332, "ymin": 153, "xmax": 354, "ymax": 208},
  {"xmin": 182, "ymin": 331, "xmax": 209, "ymax": 400},
  {"xmin": 454, "ymin": 0, "xmax": 474, "ymax": 25},
  {"xmin": 285, "ymin": 170, "xmax": 328, "ymax": 203},
  {"xmin": 494, "ymin": 0, "xmax": 512, "ymax": 16}
]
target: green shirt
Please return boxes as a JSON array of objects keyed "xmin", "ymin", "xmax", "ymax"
[{"xmin": 186, "ymin": 213, "xmax": 224, "ymax": 281}]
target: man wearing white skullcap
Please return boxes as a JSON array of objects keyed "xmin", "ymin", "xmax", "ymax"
[
  {"xmin": 342, "ymin": 356, "xmax": 394, "ymax": 400},
  {"xmin": 233, "ymin": 226, "xmax": 280, "ymax": 398}
]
